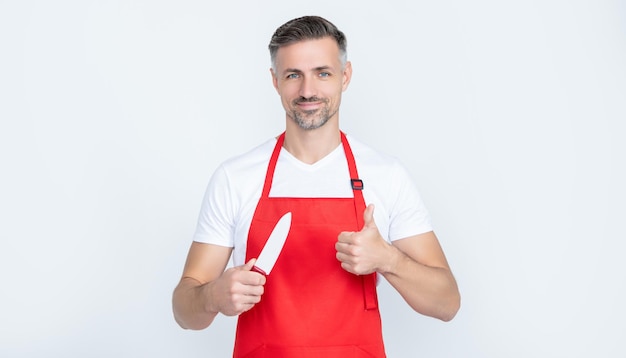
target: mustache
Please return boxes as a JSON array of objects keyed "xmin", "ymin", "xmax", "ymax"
[{"xmin": 294, "ymin": 96, "xmax": 327, "ymax": 104}]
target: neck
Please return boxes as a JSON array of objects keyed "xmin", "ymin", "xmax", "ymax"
[{"xmin": 282, "ymin": 123, "xmax": 341, "ymax": 164}]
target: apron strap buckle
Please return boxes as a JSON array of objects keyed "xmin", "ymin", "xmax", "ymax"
[{"xmin": 351, "ymin": 179, "xmax": 364, "ymax": 190}]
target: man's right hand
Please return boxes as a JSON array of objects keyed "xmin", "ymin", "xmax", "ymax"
[{"xmin": 205, "ymin": 258, "xmax": 266, "ymax": 316}]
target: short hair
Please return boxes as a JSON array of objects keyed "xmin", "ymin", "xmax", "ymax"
[{"xmin": 268, "ymin": 16, "xmax": 348, "ymax": 71}]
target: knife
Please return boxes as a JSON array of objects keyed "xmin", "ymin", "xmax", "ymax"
[{"xmin": 252, "ymin": 212, "xmax": 292, "ymax": 276}]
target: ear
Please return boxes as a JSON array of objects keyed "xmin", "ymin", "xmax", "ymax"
[
  {"xmin": 270, "ymin": 68, "xmax": 279, "ymax": 92},
  {"xmin": 342, "ymin": 61, "xmax": 352, "ymax": 92}
]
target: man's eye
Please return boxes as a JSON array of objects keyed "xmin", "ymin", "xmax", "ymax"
[
  {"xmin": 319, "ymin": 72, "xmax": 330, "ymax": 77},
  {"xmin": 287, "ymin": 73, "xmax": 299, "ymax": 79}
]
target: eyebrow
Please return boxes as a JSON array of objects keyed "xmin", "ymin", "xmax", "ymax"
[{"xmin": 283, "ymin": 66, "xmax": 334, "ymax": 75}]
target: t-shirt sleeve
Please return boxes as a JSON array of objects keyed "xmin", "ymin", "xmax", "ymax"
[
  {"xmin": 192, "ymin": 165, "xmax": 235, "ymax": 247},
  {"xmin": 387, "ymin": 161, "xmax": 434, "ymax": 241}
]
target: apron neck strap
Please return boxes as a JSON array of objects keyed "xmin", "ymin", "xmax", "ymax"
[
  {"xmin": 261, "ymin": 132, "xmax": 285, "ymax": 198},
  {"xmin": 340, "ymin": 131, "xmax": 366, "ymax": 231}
]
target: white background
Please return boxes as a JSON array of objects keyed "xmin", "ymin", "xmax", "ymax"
[{"xmin": 1, "ymin": 1, "xmax": 625, "ymax": 357}]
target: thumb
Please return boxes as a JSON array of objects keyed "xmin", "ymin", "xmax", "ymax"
[
  {"xmin": 241, "ymin": 258, "xmax": 256, "ymax": 271},
  {"xmin": 363, "ymin": 203, "xmax": 377, "ymax": 230}
]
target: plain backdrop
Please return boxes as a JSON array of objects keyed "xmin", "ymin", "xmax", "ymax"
[{"xmin": 1, "ymin": 1, "xmax": 625, "ymax": 357}]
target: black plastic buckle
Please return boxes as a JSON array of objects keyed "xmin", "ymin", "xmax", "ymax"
[{"xmin": 351, "ymin": 179, "xmax": 364, "ymax": 190}]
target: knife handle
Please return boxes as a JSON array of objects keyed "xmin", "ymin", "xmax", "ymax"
[{"xmin": 251, "ymin": 265, "xmax": 267, "ymax": 276}]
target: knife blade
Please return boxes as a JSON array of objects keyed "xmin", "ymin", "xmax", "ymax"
[{"xmin": 252, "ymin": 212, "xmax": 292, "ymax": 276}]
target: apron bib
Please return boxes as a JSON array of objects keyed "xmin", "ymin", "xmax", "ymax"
[{"xmin": 233, "ymin": 132, "xmax": 385, "ymax": 358}]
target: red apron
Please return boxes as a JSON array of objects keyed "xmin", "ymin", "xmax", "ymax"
[{"xmin": 233, "ymin": 132, "xmax": 385, "ymax": 358}]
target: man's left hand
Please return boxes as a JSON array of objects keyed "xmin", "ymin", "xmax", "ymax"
[{"xmin": 335, "ymin": 204, "xmax": 394, "ymax": 275}]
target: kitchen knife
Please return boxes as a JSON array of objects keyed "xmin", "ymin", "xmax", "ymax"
[{"xmin": 252, "ymin": 212, "xmax": 292, "ymax": 276}]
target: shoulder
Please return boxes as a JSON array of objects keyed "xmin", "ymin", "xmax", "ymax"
[
  {"xmin": 218, "ymin": 138, "xmax": 277, "ymax": 177},
  {"xmin": 205, "ymin": 137, "xmax": 276, "ymax": 208},
  {"xmin": 345, "ymin": 134, "xmax": 405, "ymax": 174},
  {"xmin": 345, "ymin": 133, "xmax": 416, "ymax": 202}
]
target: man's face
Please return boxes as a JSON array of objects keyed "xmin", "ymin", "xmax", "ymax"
[{"xmin": 271, "ymin": 37, "xmax": 352, "ymax": 130}]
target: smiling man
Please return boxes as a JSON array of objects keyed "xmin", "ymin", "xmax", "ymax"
[
  {"xmin": 172, "ymin": 15, "xmax": 460, "ymax": 358},
  {"xmin": 273, "ymin": 37, "xmax": 348, "ymax": 132}
]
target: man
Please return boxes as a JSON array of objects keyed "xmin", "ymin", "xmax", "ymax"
[{"xmin": 173, "ymin": 15, "xmax": 460, "ymax": 357}]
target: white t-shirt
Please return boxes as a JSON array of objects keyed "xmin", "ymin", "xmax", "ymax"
[{"xmin": 193, "ymin": 134, "xmax": 433, "ymax": 266}]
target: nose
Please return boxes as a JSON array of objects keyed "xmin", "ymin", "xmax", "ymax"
[{"xmin": 298, "ymin": 76, "xmax": 316, "ymax": 99}]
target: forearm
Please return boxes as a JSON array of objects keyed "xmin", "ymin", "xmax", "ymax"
[
  {"xmin": 381, "ymin": 245, "xmax": 460, "ymax": 321},
  {"xmin": 172, "ymin": 277, "xmax": 219, "ymax": 330}
]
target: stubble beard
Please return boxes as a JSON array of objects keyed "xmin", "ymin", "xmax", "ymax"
[{"xmin": 289, "ymin": 97, "xmax": 336, "ymax": 130}]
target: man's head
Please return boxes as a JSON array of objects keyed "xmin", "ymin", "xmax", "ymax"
[
  {"xmin": 269, "ymin": 16, "xmax": 348, "ymax": 73},
  {"xmin": 269, "ymin": 16, "xmax": 351, "ymax": 131}
]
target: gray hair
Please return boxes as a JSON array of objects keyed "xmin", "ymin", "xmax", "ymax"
[{"xmin": 269, "ymin": 16, "xmax": 348, "ymax": 72}]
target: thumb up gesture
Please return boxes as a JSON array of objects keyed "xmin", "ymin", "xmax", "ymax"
[{"xmin": 336, "ymin": 204, "xmax": 393, "ymax": 275}]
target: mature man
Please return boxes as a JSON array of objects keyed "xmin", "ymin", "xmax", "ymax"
[{"xmin": 173, "ymin": 15, "xmax": 460, "ymax": 357}]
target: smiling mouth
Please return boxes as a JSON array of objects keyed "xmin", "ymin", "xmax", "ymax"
[
  {"xmin": 298, "ymin": 102, "xmax": 321, "ymax": 110},
  {"xmin": 295, "ymin": 97, "xmax": 325, "ymax": 109}
]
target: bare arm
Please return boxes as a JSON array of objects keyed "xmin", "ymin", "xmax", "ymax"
[
  {"xmin": 382, "ymin": 231, "xmax": 460, "ymax": 321},
  {"xmin": 336, "ymin": 204, "xmax": 460, "ymax": 321},
  {"xmin": 172, "ymin": 242, "xmax": 266, "ymax": 330}
]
